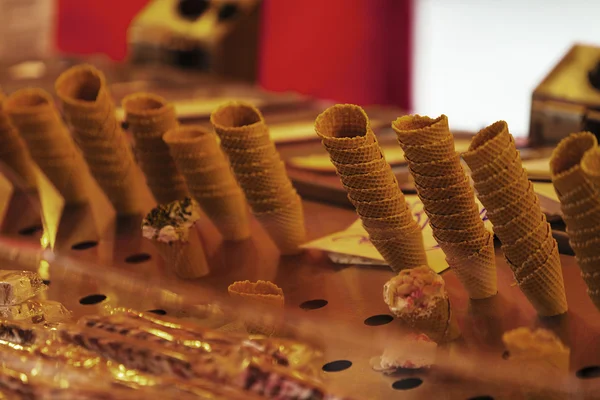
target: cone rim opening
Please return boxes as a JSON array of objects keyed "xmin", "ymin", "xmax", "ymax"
[
  {"xmin": 55, "ymin": 64, "xmax": 106, "ymax": 106},
  {"xmin": 4, "ymin": 88, "xmax": 53, "ymax": 113},
  {"xmin": 467, "ymin": 120, "xmax": 508, "ymax": 153},
  {"xmin": 550, "ymin": 131, "xmax": 598, "ymax": 175},
  {"xmin": 210, "ymin": 101, "xmax": 264, "ymax": 132},
  {"xmin": 392, "ymin": 114, "xmax": 446, "ymax": 136},
  {"xmin": 581, "ymin": 146, "xmax": 600, "ymax": 177},
  {"xmin": 315, "ymin": 104, "xmax": 371, "ymax": 141},
  {"xmin": 122, "ymin": 93, "xmax": 171, "ymax": 117}
]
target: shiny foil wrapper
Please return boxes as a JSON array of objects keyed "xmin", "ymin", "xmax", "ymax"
[
  {"xmin": 0, "ymin": 271, "xmax": 47, "ymax": 306},
  {"xmin": 0, "ymin": 300, "xmax": 72, "ymax": 324}
]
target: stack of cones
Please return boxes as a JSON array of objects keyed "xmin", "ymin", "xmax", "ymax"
[
  {"xmin": 4, "ymin": 88, "xmax": 88, "ymax": 204},
  {"xmin": 315, "ymin": 104, "xmax": 426, "ymax": 272},
  {"xmin": 463, "ymin": 121, "xmax": 567, "ymax": 316},
  {"xmin": 163, "ymin": 125, "xmax": 251, "ymax": 241},
  {"xmin": 210, "ymin": 102, "xmax": 305, "ymax": 255},
  {"xmin": 122, "ymin": 92, "xmax": 189, "ymax": 204},
  {"xmin": 551, "ymin": 132, "xmax": 600, "ymax": 310},
  {"xmin": 392, "ymin": 115, "xmax": 496, "ymax": 299},
  {"xmin": 55, "ymin": 64, "xmax": 144, "ymax": 215},
  {"xmin": 0, "ymin": 89, "xmax": 37, "ymax": 189}
]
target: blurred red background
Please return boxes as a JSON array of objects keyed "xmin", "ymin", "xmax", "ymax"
[{"xmin": 56, "ymin": 0, "xmax": 412, "ymax": 110}]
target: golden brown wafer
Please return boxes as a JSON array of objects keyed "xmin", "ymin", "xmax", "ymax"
[
  {"xmin": 228, "ymin": 280, "xmax": 284, "ymax": 335},
  {"xmin": 392, "ymin": 114, "xmax": 450, "ymax": 146},
  {"xmin": 326, "ymin": 142, "xmax": 383, "ymax": 165},
  {"xmin": 401, "ymin": 135, "xmax": 456, "ymax": 163},
  {"xmin": 408, "ymin": 153, "xmax": 463, "ymax": 177},
  {"xmin": 361, "ymin": 211, "xmax": 417, "ymax": 230},
  {"xmin": 501, "ymin": 217, "xmax": 550, "ymax": 267},
  {"xmin": 347, "ymin": 182, "xmax": 401, "ymax": 202},
  {"xmin": 476, "ymin": 169, "xmax": 530, "ymax": 210},
  {"xmin": 446, "ymin": 232, "xmax": 497, "ymax": 299},
  {"xmin": 493, "ymin": 211, "xmax": 545, "ymax": 245},
  {"xmin": 341, "ymin": 168, "xmax": 397, "ymax": 189},
  {"xmin": 332, "ymin": 157, "xmax": 387, "ymax": 175},
  {"xmin": 352, "ymin": 194, "xmax": 408, "ymax": 217},
  {"xmin": 436, "ymin": 231, "xmax": 492, "ymax": 259},
  {"xmin": 462, "ymin": 120, "xmax": 512, "ymax": 171},
  {"xmin": 151, "ymin": 227, "xmax": 210, "ymax": 279},
  {"xmin": 428, "ymin": 204, "xmax": 484, "ymax": 230},
  {"xmin": 485, "ymin": 186, "xmax": 539, "ymax": 226},
  {"xmin": 432, "ymin": 224, "xmax": 485, "ymax": 243},
  {"xmin": 560, "ymin": 193, "xmax": 600, "ymax": 217},
  {"xmin": 513, "ymin": 233, "xmax": 557, "ymax": 279},
  {"xmin": 581, "ymin": 146, "xmax": 600, "ymax": 189},
  {"xmin": 370, "ymin": 231, "xmax": 427, "ymax": 272},
  {"xmin": 562, "ymin": 204, "xmax": 600, "ymax": 231},
  {"xmin": 412, "ymin": 170, "xmax": 466, "ymax": 189},
  {"xmin": 416, "ymin": 175, "xmax": 471, "ymax": 201},
  {"xmin": 468, "ymin": 137, "xmax": 519, "ymax": 182},
  {"xmin": 254, "ymin": 198, "xmax": 306, "ymax": 255},
  {"xmin": 366, "ymin": 223, "xmax": 423, "ymax": 241},
  {"xmin": 424, "ymin": 191, "xmax": 477, "ymax": 215},
  {"xmin": 473, "ymin": 157, "xmax": 525, "ymax": 194},
  {"xmin": 550, "ymin": 132, "xmax": 597, "ymax": 197},
  {"xmin": 314, "ymin": 104, "xmax": 374, "ymax": 149}
]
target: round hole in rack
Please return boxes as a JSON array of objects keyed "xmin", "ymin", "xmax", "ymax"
[
  {"xmin": 322, "ymin": 360, "xmax": 352, "ymax": 372},
  {"xmin": 125, "ymin": 253, "xmax": 152, "ymax": 264},
  {"xmin": 467, "ymin": 396, "xmax": 495, "ymax": 400},
  {"xmin": 392, "ymin": 378, "xmax": 423, "ymax": 390},
  {"xmin": 79, "ymin": 294, "xmax": 107, "ymax": 305},
  {"xmin": 501, "ymin": 350, "xmax": 510, "ymax": 360},
  {"xmin": 147, "ymin": 309, "xmax": 167, "ymax": 315},
  {"xmin": 42, "ymin": 280, "xmax": 50, "ymax": 286},
  {"xmin": 299, "ymin": 299, "xmax": 328, "ymax": 310},
  {"xmin": 18, "ymin": 225, "xmax": 43, "ymax": 236},
  {"xmin": 364, "ymin": 314, "xmax": 394, "ymax": 326},
  {"xmin": 71, "ymin": 241, "xmax": 98, "ymax": 251},
  {"xmin": 576, "ymin": 366, "xmax": 600, "ymax": 379}
]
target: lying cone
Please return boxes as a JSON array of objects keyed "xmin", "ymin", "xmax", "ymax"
[
  {"xmin": 4, "ymin": 88, "xmax": 89, "ymax": 204},
  {"xmin": 163, "ymin": 125, "xmax": 250, "ymax": 241},
  {"xmin": 122, "ymin": 92, "xmax": 189, "ymax": 204},
  {"xmin": 393, "ymin": 114, "xmax": 496, "ymax": 298},
  {"xmin": 465, "ymin": 121, "xmax": 566, "ymax": 316},
  {"xmin": 315, "ymin": 104, "xmax": 426, "ymax": 271},
  {"xmin": 211, "ymin": 102, "xmax": 306, "ymax": 254},
  {"xmin": 55, "ymin": 64, "xmax": 144, "ymax": 215},
  {"xmin": 0, "ymin": 89, "xmax": 37, "ymax": 188}
]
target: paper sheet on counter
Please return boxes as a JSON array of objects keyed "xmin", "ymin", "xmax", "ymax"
[{"xmin": 302, "ymin": 195, "xmax": 492, "ymax": 274}]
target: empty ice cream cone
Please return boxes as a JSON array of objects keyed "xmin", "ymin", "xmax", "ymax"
[{"xmin": 227, "ymin": 280, "xmax": 284, "ymax": 336}]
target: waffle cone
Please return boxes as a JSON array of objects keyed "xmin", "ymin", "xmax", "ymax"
[
  {"xmin": 228, "ymin": 280, "xmax": 284, "ymax": 336},
  {"xmin": 332, "ymin": 157, "xmax": 387, "ymax": 175},
  {"xmin": 254, "ymin": 198, "xmax": 306, "ymax": 255},
  {"xmin": 494, "ymin": 211, "xmax": 545, "ymax": 245},
  {"xmin": 416, "ymin": 175, "xmax": 471, "ymax": 200},
  {"xmin": 570, "ymin": 237, "xmax": 600, "ymax": 259},
  {"xmin": 473, "ymin": 159, "xmax": 525, "ymax": 195},
  {"xmin": 122, "ymin": 93, "xmax": 178, "ymax": 135},
  {"xmin": 392, "ymin": 114, "xmax": 451, "ymax": 146},
  {"xmin": 327, "ymin": 142, "xmax": 383, "ymax": 165},
  {"xmin": 347, "ymin": 182, "xmax": 401, "ymax": 202},
  {"xmin": 341, "ymin": 167, "xmax": 397, "ymax": 189},
  {"xmin": 485, "ymin": 187, "xmax": 539, "ymax": 226},
  {"xmin": 149, "ymin": 226, "xmax": 209, "ymax": 279},
  {"xmin": 235, "ymin": 167, "xmax": 291, "ymax": 191},
  {"xmin": 408, "ymin": 153, "xmax": 463, "ymax": 177},
  {"xmin": 361, "ymin": 211, "xmax": 417, "ymax": 230},
  {"xmin": 230, "ymin": 155, "xmax": 283, "ymax": 174},
  {"xmin": 179, "ymin": 163, "xmax": 237, "ymax": 187},
  {"xmin": 366, "ymin": 220, "xmax": 422, "ymax": 240},
  {"xmin": 353, "ymin": 194, "xmax": 408, "ymax": 218},
  {"xmin": 428, "ymin": 205, "xmax": 484, "ymax": 230},
  {"xmin": 513, "ymin": 234, "xmax": 557, "ymax": 280},
  {"xmin": 221, "ymin": 143, "xmax": 279, "ymax": 166},
  {"xmin": 55, "ymin": 64, "xmax": 143, "ymax": 214},
  {"xmin": 501, "ymin": 218, "xmax": 550, "ymax": 266},
  {"xmin": 432, "ymin": 224, "xmax": 485, "ymax": 243},
  {"xmin": 4, "ymin": 88, "xmax": 89, "ymax": 204},
  {"xmin": 563, "ymin": 205, "xmax": 600, "ymax": 231},
  {"xmin": 550, "ymin": 132, "xmax": 597, "ymax": 197},
  {"xmin": 397, "ymin": 295, "xmax": 458, "ymax": 343},
  {"xmin": 412, "ymin": 170, "xmax": 466, "ymax": 189},
  {"xmin": 462, "ymin": 121, "xmax": 513, "ymax": 171},
  {"xmin": 578, "ymin": 255, "xmax": 600, "ymax": 275},
  {"xmin": 0, "ymin": 92, "xmax": 37, "ymax": 188},
  {"xmin": 476, "ymin": 169, "xmax": 530, "ymax": 210},
  {"xmin": 369, "ymin": 230, "xmax": 427, "ymax": 272},
  {"xmin": 581, "ymin": 271, "xmax": 600, "ymax": 292},
  {"xmin": 582, "ymin": 146, "xmax": 600, "ymax": 189},
  {"xmin": 248, "ymin": 190, "xmax": 299, "ymax": 213},
  {"xmin": 561, "ymin": 193, "xmax": 600, "ymax": 217},
  {"xmin": 314, "ymin": 104, "xmax": 375, "ymax": 149},
  {"xmin": 244, "ymin": 180, "xmax": 294, "ymax": 200},
  {"xmin": 424, "ymin": 191, "xmax": 478, "ymax": 215},
  {"xmin": 437, "ymin": 230, "xmax": 492, "ymax": 259},
  {"xmin": 401, "ymin": 135, "xmax": 456, "ymax": 163},
  {"xmin": 446, "ymin": 232, "xmax": 497, "ymax": 299},
  {"xmin": 516, "ymin": 248, "xmax": 567, "ymax": 316},
  {"xmin": 468, "ymin": 138, "xmax": 519, "ymax": 182},
  {"xmin": 218, "ymin": 133, "xmax": 272, "ymax": 149},
  {"xmin": 195, "ymin": 190, "xmax": 250, "ymax": 241}
]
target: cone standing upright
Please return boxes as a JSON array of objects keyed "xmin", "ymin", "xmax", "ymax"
[
  {"xmin": 4, "ymin": 88, "xmax": 89, "ymax": 204},
  {"xmin": 551, "ymin": 132, "xmax": 600, "ymax": 310},
  {"xmin": 463, "ymin": 120, "xmax": 566, "ymax": 316},
  {"xmin": 392, "ymin": 114, "xmax": 496, "ymax": 299},
  {"xmin": 163, "ymin": 125, "xmax": 250, "ymax": 241},
  {"xmin": 0, "ymin": 88, "xmax": 37, "ymax": 188},
  {"xmin": 122, "ymin": 93, "xmax": 189, "ymax": 204},
  {"xmin": 55, "ymin": 64, "xmax": 144, "ymax": 215},
  {"xmin": 315, "ymin": 104, "xmax": 426, "ymax": 272},
  {"xmin": 210, "ymin": 102, "xmax": 305, "ymax": 255}
]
